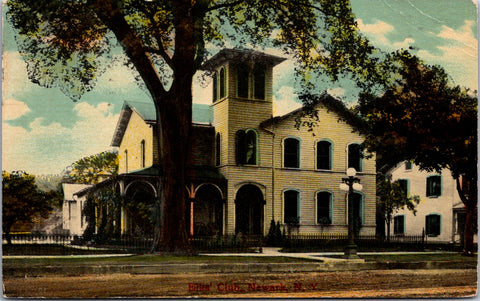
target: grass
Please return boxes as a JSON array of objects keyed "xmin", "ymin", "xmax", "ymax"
[
  {"xmin": 324, "ymin": 253, "xmax": 478, "ymax": 263},
  {"xmin": 2, "ymin": 244, "xmax": 125, "ymax": 256}
]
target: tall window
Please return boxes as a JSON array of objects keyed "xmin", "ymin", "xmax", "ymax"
[
  {"xmin": 212, "ymin": 72, "xmax": 218, "ymax": 102},
  {"xmin": 215, "ymin": 133, "xmax": 221, "ymax": 166},
  {"xmin": 124, "ymin": 149, "xmax": 128, "ymax": 173},
  {"xmin": 219, "ymin": 67, "xmax": 226, "ymax": 99},
  {"xmin": 426, "ymin": 214, "xmax": 441, "ymax": 236},
  {"xmin": 237, "ymin": 63, "xmax": 249, "ymax": 98},
  {"xmin": 254, "ymin": 63, "xmax": 265, "ymax": 100},
  {"xmin": 348, "ymin": 143, "xmax": 363, "ymax": 172},
  {"xmin": 235, "ymin": 129, "xmax": 257, "ymax": 165},
  {"xmin": 284, "ymin": 138, "xmax": 300, "ymax": 168},
  {"xmin": 426, "ymin": 175, "xmax": 442, "ymax": 197},
  {"xmin": 140, "ymin": 140, "xmax": 146, "ymax": 168},
  {"xmin": 397, "ymin": 179, "xmax": 409, "ymax": 197},
  {"xmin": 394, "ymin": 215, "xmax": 405, "ymax": 235},
  {"xmin": 284, "ymin": 190, "xmax": 299, "ymax": 224},
  {"xmin": 317, "ymin": 191, "xmax": 332, "ymax": 225},
  {"xmin": 317, "ymin": 140, "xmax": 332, "ymax": 170}
]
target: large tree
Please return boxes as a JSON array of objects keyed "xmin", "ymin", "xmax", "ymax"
[
  {"xmin": 64, "ymin": 150, "xmax": 119, "ymax": 184},
  {"xmin": 2, "ymin": 171, "xmax": 54, "ymax": 244},
  {"xmin": 7, "ymin": 0, "xmax": 372, "ymax": 253},
  {"xmin": 358, "ymin": 51, "xmax": 477, "ymax": 255}
]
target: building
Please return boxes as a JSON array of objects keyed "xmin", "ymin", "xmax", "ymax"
[
  {"xmin": 388, "ymin": 161, "xmax": 475, "ymax": 243},
  {"xmin": 62, "ymin": 183, "xmax": 91, "ymax": 235},
  {"xmin": 77, "ymin": 49, "xmax": 376, "ymax": 237}
]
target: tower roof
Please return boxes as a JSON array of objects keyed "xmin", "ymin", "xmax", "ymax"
[{"xmin": 201, "ymin": 48, "xmax": 286, "ymax": 71}]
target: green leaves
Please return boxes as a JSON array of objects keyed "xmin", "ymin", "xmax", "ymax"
[{"xmin": 65, "ymin": 151, "xmax": 119, "ymax": 184}]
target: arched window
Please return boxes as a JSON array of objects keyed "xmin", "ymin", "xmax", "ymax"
[
  {"xmin": 124, "ymin": 149, "xmax": 128, "ymax": 173},
  {"xmin": 235, "ymin": 129, "xmax": 257, "ymax": 165},
  {"xmin": 284, "ymin": 137, "xmax": 300, "ymax": 168},
  {"xmin": 254, "ymin": 63, "xmax": 265, "ymax": 100},
  {"xmin": 317, "ymin": 140, "xmax": 332, "ymax": 170},
  {"xmin": 215, "ymin": 133, "xmax": 221, "ymax": 166},
  {"xmin": 348, "ymin": 143, "xmax": 363, "ymax": 172},
  {"xmin": 219, "ymin": 67, "xmax": 226, "ymax": 99},
  {"xmin": 212, "ymin": 72, "xmax": 218, "ymax": 102},
  {"xmin": 237, "ymin": 63, "xmax": 249, "ymax": 98},
  {"xmin": 140, "ymin": 140, "xmax": 146, "ymax": 168},
  {"xmin": 284, "ymin": 190, "xmax": 300, "ymax": 224},
  {"xmin": 317, "ymin": 191, "xmax": 333, "ymax": 225}
]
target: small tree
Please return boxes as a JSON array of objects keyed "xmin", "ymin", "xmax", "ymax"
[
  {"xmin": 377, "ymin": 174, "xmax": 419, "ymax": 241},
  {"xmin": 2, "ymin": 171, "xmax": 53, "ymax": 244}
]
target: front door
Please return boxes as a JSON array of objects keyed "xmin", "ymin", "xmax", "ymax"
[{"xmin": 235, "ymin": 184, "xmax": 264, "ymax": 235}]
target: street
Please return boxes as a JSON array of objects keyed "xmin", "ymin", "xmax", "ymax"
[{"xmin": 3, "ymin": 269, "xmax": 476, "ymax": 298}]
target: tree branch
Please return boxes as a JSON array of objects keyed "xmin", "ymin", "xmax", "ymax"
[{"xmin": 205, "ymin": 0, "xmax": 245, "ymax": 13}]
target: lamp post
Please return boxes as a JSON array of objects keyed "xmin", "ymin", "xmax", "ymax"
[{"xmin": 340, "ymin": 167, "xmax": 363, "ymax": 259}]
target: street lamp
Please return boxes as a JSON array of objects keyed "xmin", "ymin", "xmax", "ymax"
[{"xmin": 340, "ymin": 167, "xmax": 363, "ymax": 258}]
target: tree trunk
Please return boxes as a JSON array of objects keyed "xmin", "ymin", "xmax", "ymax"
[{"xmin": 386, "ymin": 216, "xmax": 391, "ymax": 242}]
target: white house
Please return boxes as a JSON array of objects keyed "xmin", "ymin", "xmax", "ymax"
[
  {"xmin": 62, "ymin": 183, "xmax": 91, "ymax": 235},
  {"xmin": 388, "ymin": 161, "xmax": 473, "ymax": 243}
]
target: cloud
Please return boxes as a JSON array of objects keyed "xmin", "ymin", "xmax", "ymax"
[
  {"xmin": 2, "ymin": 102, "xmax": 119, "ymax": 174},
  {"xmin": 273, "ymin": 86, "xmax": 302, "ymax": 116},
  {"xmin": 417, "ymin": 20, "xmax": 478, "ymax": 89},
  {"xmin": 357, "ymin": 19, "xmax": 415, "ymax": 51},
  {"xmin": 2, "ymin": 98, "xmax": 31, "ymax": 120}
]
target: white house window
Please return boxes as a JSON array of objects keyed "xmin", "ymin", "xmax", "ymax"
[
  {"xmin": 317, "ymin": 191, "xmax": 332, "ymax": 225},
  {"xmin": 284, "ymin": 190, "xmax": 299, "ymax": 224},
  {"xmin": 426, "ymin": 214, "xmax": 441, "ymax": 237},
  {"xmin": 253, "ymin": 63, "xmax": 265, "ymax": 100},
  {"xmin": 284, "ymin": 137, "xmax": 300, "ymax": 168},
  {"xmin": 317, "ymin": 140, "xmax": 332, "ymax": 170},
  {"xmin": 426, "ymin": 175, "xmax": 442, "ymax": 197},
  {"xmin": 348, "ymin": 143, "xmax": 363, "ymax": 172},
  {"xmin": 397, "ymin": 179, "xmax": 409, "ymax": 197},
  {"xmin": 235, "ymin": 129, "xmax": 257, "ymax": 165},
  {"xmin": 394, "ymin": 215, "xmax": 405, "ymax": 235},
  {"xmin": 237, "ymin": 63, "xmax": 249, "ymax": 98}
]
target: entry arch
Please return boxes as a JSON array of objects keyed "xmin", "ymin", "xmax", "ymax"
[{"xmin": 235, "ymin": 183, "xmax": 265, "ymax": 235}]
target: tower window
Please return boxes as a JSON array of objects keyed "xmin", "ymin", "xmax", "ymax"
[
  {"xmin": 219, "ymin": 67, "xmax": 226, "ymax": 99},
  {"xmin": 254, "ymin": 63, "xmax": 265, "ymax": 100},
  {"xmin": 284, "ymin": 190, "xmax": 300, "ymax": 224},
  {"xmin": 284, "ymin": 137, "xmax": 300, "ymax": 168},
  {"xmin": 212, "ymin": 72, "xmax": 218, "ymax": 102},
  {"xmin": 348, "ymin": 143, "xmax": 363, "ymax": 172},
  {"xmin": 237, "ymin": 63, "xmax": 249, "ymax": 98},
  {"xmin": 317, "ymin": 140, "xmax": 332, "ymax": 170},
  {"xmin": 215, "ymin": 133, "xmax": 221, "ymax": 166}
]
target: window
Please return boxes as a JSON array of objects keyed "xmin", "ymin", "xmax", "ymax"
[
  {"xmin": 317, "ymin": 191, "xmax": 332, "ymax": 225},
  {"xmin": 348, "ymin": 143, "xmax": 363, "ymax": 172},
  {"xmin": 317, "ymin": 140, "xmax": 332, "ymax": 170},
  {"xmin": 124, "ymin": 150, "xmax": 128, "ymax": 173},
  {"xmin": 212, "ymin": 72, "xmax": 218, "ymax": 102},
  {"xmin": 394, "ymin": 215, "xmax": 405, "ymax": 235},
  {"xmin": 215, "ymin": 133, "xmax": 221, "ymax": 166},
  {"xmin": 140, "ymin": 140, "xmax": 146, "ymax": 168},
  {"xmin": 405, "ymin": 160, "xmax": 412, "ymax": 170},
  {"xmin": 219, "ymin": 67, "xmax": 226, "ymax": 99},
  {"xmin": 284, "ymin": 190, "xmax": 299, "ymax": 224},
  {"xmin": 425, "ymin": 214, "xmax": 441, "ymax": 237},
  {"xmin": 237, "ymin": 63, "xmax": 249, "ymax": 98},
  {"xmin": 235, "ymin": 129, "xmax": 257, "ymax": 165},
  {"xmin": 254, "ymin": 63, "xmax": 265, "ymax": 100},
  {"xmin": 426, "ymin": 175, "xmax": 442, "ymax": 197},
  {"xmin": 284, "ymin": 138, "xmax": 300, "ymax": 168},
  {"xmin": 397, "ymin": 179, "xmax": 409, "ymax": 197}
]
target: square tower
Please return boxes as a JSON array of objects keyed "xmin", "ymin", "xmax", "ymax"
[{"xmin": 202, "ymin": 49, "xmax": 286, "ymax": 167}]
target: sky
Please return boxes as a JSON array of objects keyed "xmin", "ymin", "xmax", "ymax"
[{"xmin": 2, "ymin": 0, "xmax": 478, "ymax": 175}]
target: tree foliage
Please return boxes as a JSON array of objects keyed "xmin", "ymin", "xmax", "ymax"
[
  {"xmin": 64, "ymin": 151, "xmax": 119, "ymax": 184},
  {"xmin": 2, "ymin": 171, "xmax": 54, "ymax": 243}
]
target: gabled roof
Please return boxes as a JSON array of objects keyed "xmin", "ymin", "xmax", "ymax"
[
  {"xmin": 111, "ymin": 101, "xmax": 214, "ymax": 147},
  {"xmin": 260, "ymin": 93, "xmax": 366, "ymax": 131},
  {"xmin": 201, "ymin": 48, "xmax": 286, "ymax": 71}
]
